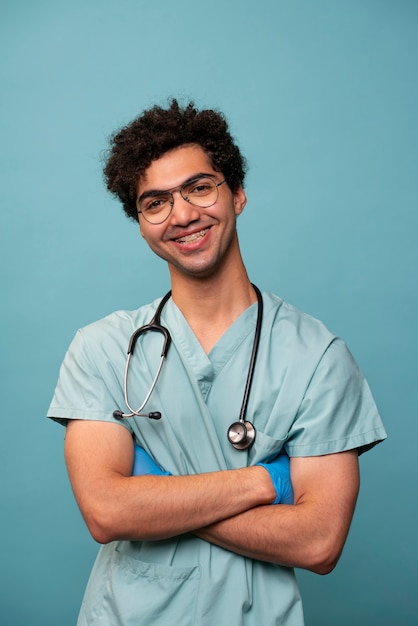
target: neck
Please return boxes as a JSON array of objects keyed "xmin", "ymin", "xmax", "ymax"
[{"xmin": 168, "ymin": 261, "xmax": 257, "ymax": 353}]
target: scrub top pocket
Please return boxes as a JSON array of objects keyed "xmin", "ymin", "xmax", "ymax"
[
  {"xmin": 98, "ymin": 543, "xmax": 201, "ymax": 626},
  {"xmin": 247, "ymin": 429, "xmax": 288, "ymax": 464}
]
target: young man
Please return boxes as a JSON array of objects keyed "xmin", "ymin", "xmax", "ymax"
[{"xmin": 48, "ymin": 100, "xmax": 386, "ymax": 625}]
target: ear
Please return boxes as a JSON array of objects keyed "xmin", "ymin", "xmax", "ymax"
[{"xmin": 233, "ymin": 186, "xmax": 247, "ymax": 216}]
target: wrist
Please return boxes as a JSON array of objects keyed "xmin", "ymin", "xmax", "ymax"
[{"xmin": 247, "ymin": 466, "xmax": 276, "ymax": 505}]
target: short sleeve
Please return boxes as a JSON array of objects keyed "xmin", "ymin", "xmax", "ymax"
[
  {"xmin": 47, "ymin": 328, "xmax": 133, "ymax": 434},
  {"xmin": 286, "ymin": 338, "xmax": 387, "ymax": 457}
]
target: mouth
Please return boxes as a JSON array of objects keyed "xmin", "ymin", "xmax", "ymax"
[{"xmin": 173, "ymin": 228, "xmax": 210, "ymax": 244}]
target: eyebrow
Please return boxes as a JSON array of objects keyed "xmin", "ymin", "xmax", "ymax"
[{"xmin": 137, "ymin": 173, "xmax": 217, "ymax": 203}]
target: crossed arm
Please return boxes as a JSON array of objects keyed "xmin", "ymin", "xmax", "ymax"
[{"xmin": 64, "ymin": 419, "xmax": 359, "ymax": 575}]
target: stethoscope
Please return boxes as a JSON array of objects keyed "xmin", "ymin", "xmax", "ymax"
[{"xmin": 113, "ymin": 284, "xmax": 263, "ymax": 451}]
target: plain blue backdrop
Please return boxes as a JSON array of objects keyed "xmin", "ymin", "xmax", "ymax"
[{"xmin": 1, "ymin": 1, "xmax": 417, "ymax": 624}]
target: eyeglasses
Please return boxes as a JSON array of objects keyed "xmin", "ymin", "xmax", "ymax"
[{"xmin": 137, "ymin": 176, "xmax": 226, "ymax": 224}]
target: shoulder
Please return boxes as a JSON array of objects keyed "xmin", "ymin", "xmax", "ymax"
[
  {"xmin": 262, "ymin": 291, "xmax": 337, "ymax": 351},
  {"xmin": 78, "ymin": 297, "xmax": 164, "ymax": 341},
  {"xmin": 67, "ymin": 296, "xmax": 167, "ymax": 359}
]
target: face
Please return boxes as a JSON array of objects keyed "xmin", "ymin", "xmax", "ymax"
[{"xmin": 137, "ymin": 144, "xmax": 246, "ymax": 281}]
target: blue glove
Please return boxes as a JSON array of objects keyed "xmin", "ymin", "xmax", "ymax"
[
  {"xmin": 132, "ymin": 444, "xmax": 171, "ymax": 476},
  {"xmin": 257, "ymin": 453, "xmax": 294, "ymax": 504}
]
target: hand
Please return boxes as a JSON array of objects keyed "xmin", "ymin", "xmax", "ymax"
[
  {"xmin": 257, "ymin": 453, "xmax": 294, "ymax": 504},
  {"xmin": 132, "ymin": 444, "xmax": 171, "ymax": 476}
]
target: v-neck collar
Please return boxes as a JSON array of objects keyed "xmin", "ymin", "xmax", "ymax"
[{"xmin": 161, "ymin": 297, "xmax": 260, "ymax": 387}]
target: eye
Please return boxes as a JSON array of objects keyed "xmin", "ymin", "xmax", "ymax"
[
  {"xmin": 186, "ymin": 179, "xmax": 213, "ymax": 196},
  {"xmin": 142, "ymin": 196, "xmax": 169, "ymax": 212}
]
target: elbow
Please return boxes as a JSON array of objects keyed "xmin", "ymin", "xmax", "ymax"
[
  {"xmin": 83, "ymin": 507, "xmax": 119, "ymax": 545},
  {"xmin": 309, "ymin": 556, "xmax": 339, "ymax": 576},
  {"xmin": 304, "ymin": 539, "xmax": 343, "ymax": 576},
  {"xmin": 82, "ymin": 499, "xmax": 153, "ymax": 544},
  {"xmin": 89, "ymin": 524, "xmax": 115, "ymax": 545}
]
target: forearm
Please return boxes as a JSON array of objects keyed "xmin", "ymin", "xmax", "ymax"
[
  {"xmin": 195, "ymin": 451, "xmax": 360, "ymax": 574},
  {"xmin": 71, "ymin": 467, "xmax": 275, "ymax": 544},
  {"xmin": 195, "ymin": 502, "xmax": 338, "ymax": 573},
  {"xmin": 116, "ymin": 444, "xmax": 293, "ymax": 546}
]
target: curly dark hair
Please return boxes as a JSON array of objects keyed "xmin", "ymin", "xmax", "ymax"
[{"xmin": 103, "ymin": 99, "xmax": 248, "ymax": 221}]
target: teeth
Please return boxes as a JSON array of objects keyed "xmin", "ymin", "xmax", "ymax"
[{"xmin": 175, "ymin": 228, "xmax": 208, "ymax": 243}]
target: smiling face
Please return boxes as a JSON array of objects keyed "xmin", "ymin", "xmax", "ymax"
[{"xmin": 137, "ymin": 144, "xmax": 247, "ymax": 284}]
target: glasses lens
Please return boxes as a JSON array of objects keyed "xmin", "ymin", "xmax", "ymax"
[
  {"xmin": 182, "ymin": 178, "xmax": 218, "ymax": 208},
  {"xmin": 139, "ymin": 194, "xmax": 172, "ymax": 224}
]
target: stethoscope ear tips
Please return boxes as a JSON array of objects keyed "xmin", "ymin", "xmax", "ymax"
[{"xmin": 227, "ymin": 421, "xmax": 256, "ymax": 450}]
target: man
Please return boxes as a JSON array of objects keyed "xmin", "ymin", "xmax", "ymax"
[{"xmin": 48, "ymin": 100, "xmax": 386, "ymax": 625}]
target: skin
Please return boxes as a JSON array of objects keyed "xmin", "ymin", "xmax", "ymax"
[{"xmin": 65, "ymin": 144, "xmax": 360, "ymax": 574}]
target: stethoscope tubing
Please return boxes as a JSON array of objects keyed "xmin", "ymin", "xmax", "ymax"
[
  {"xmin": 115, "ymin": 291, "xmax": 172, "ymax": 419},
  {"xmin": 122, "ymin": 351, "xmax": 165, "ymax": 417},
  {"xmin": 238, "ymin": 284, "xmax": 263, "ymax": 424}
]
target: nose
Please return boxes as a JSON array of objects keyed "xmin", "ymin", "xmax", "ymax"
[{"xmin": 169, "ymin": 190, "xmax": 200, "ymax": 225}]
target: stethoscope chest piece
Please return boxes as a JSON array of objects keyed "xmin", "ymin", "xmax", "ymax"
[{"xmin": 227, "ymin": 420, "xmax": 256, "ymax": 450}]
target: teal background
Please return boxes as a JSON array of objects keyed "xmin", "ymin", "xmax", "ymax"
[{"xmin": 1, "ymin": 1, "xmax": 416, "ymax": 624}]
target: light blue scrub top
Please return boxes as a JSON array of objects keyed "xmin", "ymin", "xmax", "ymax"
[{"xmin": 48, "ymin": 292, "xmax": 386, "ymax": 626}]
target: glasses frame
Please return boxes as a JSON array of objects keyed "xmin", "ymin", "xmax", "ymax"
[{"xmin": 137, "ymin": 177, "xmax": 226, "ymax": 224}]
